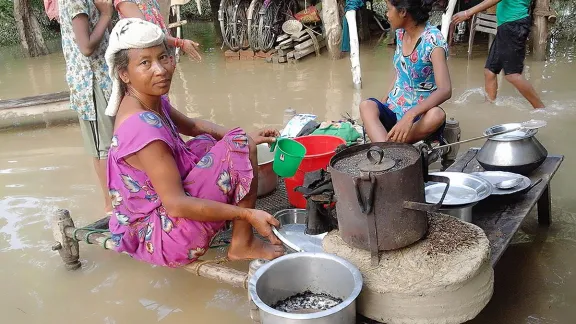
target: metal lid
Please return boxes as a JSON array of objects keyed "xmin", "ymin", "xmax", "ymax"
[
  {"xmin": 483, "ymin": 123, "xmax": 537, "ymax": 141},
  {"xmin": 359, "ymin": 146, "xmax": 396, "ymax": 172}
]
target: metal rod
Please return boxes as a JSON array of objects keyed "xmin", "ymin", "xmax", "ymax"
[{"xmin": 434, "ymin": 126, "xmax": 527, "ymax": 151}]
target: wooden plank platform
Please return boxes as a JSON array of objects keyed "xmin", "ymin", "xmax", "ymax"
[
  {"xmin": 0, "ymin": 91, "xmax": 69, "ymax": 110},
  {"xmin": 445, "ymin": 148, "xmax": 564, "ymax": 266}
]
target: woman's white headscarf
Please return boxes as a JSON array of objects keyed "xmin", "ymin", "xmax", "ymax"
[{"xmin": 105, "ymin": 18, "xmax": 166, "ymax": 117}]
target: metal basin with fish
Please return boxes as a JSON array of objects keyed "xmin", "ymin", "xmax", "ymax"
[
  {"xmin": 425, "ymin": 172, "xmax": 493, "ymax": 206},
  {"xmin": 272, "ymin": 209, "xmax": 326, "ymax": 253},
  {"xmin": 248, "ymin": 252, "xmax": 363, "ymax": 324}
]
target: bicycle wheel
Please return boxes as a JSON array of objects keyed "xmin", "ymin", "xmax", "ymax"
[
  {"xmin": 258, "ymin": 1, "xmax": 282, "ymax": 52},
  {"xmin": 247, "ymin": 0, "xmax": 262, "ymax": 51},
  {"xmin": 233, "ymin": 0, "xmax": 251, "ymax": 50},
  {"xmin": 219, "ymin": 0, "xmax": 240, "ymax": 51}
]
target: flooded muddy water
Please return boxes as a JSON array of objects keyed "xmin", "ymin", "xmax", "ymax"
[{"xmin": 1, "ymin": 22, "xmax": 576, "ymax": 323}]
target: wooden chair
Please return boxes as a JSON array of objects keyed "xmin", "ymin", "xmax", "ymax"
[
  {"xmin": 468, "ymin": 12, "xmax": 497, "ymax": 60},
  {"xmin": 168, "ymin": 0, "xmax": 192, "ymax": 62}
]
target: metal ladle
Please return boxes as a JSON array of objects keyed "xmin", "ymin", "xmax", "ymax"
[{"xmin": 432, "ymin": 119, "xmax": 548, "ymax": 151}]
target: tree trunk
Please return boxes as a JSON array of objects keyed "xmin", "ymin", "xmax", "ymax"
[
  {"xmin": 13, "ymin": 0, "xmax": 49, "ymax": 57},
  {"xmin": 322, "ymin": 0, "xmax": 342, "ymax": 60}
]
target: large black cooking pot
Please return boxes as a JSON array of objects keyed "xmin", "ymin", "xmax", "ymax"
[{"xmin": 328, "ymin": 142, "xmax": 450, "ymax": 265}]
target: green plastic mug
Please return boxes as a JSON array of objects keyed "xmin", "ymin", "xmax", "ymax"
[{"xmin": 270, "ymin": 138, "xmax": 307, "ymax": 178}]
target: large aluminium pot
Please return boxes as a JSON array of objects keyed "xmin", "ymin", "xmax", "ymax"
[
  {"xmin": 477, "ymin": 123, "xmax": 548, "ymax": 175},
  {"xmin": 249, "ymin": 252, "xmax": 362, "ymax": 324},
  {"xmin": 328, "ymin": 143, "xmax": 450, "ymax": 264},
  {"xmin": 257, "ymin": 144, "xmax": 278, "ymax": 197}
]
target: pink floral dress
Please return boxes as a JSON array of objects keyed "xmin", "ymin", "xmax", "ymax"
[{"xmin": 107, "ymin": 97, "xmax": 253, "ymax": 267}]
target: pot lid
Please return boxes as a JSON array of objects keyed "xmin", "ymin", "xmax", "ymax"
[
  {"xmin": 359, "ymin": 147, "xmax": 397, "ymax": 172},
  {"xmin": 483, "ymin": 123, "xmax": 537, "ymax": 141}
]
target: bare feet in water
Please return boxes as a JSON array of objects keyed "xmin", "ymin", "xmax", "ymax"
[{"xmin": 227, "ymin": 235, "xmax": 285, "ymax": 261}]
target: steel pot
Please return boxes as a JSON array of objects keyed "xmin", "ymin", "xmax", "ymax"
[
  {"xmin": 257, "ymin": 144, "xmax": 278, "ymax": 197},
  {"xmin": 328, "ymin": 143, "xmax": 450, "ymax": 265},
  {"xmin": 248, "ymin": 252, "xmax": 363, "ymax": 324},
  {"xmin": 477, "ymin": 123, "xmax": 548, "ymax": 175},
  {"xmin": 439, "ymin": 202, "xmax": 477, "ymax": 223}
]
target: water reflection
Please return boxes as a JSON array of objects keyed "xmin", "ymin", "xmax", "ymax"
[{"xmin": 0, "ymin": 21, "xmax": 576, "ymax": 324}]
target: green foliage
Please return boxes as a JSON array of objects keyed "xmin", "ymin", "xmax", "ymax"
[
  {"xmin": 0, "ymin": 0, "xmax": 60, "ymax": 46},
  {"xmin": 180, "ymin": 0, "xmax": 213, "ymax": 21}
]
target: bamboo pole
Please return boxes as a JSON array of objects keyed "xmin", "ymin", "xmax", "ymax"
[
  {"xmin": 441, "ymin": 0, "xmax": 458, "ymax": 40},
  {"xmin": 54, "ymin": 209, "xmax": 249, "ymax": 288},
  {"xmin": 346, "ymin": 10, "xmax": 362, "ymax": 89}
]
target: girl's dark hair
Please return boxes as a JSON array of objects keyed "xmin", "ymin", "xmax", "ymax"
[
  {"xmin": 113, "ymin": 49, "xmax": 130, "ymax": 95},
  {"xmin": 389, "ymin": 0, "xmax": 436, "ymax": 25}
]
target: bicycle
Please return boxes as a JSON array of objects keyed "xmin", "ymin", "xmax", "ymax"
[{"xmin": 219, "ymin": 0, "xmax": 251, "ymax": 51}]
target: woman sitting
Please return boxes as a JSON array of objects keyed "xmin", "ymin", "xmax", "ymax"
[
  {"xmin": 360, "ymin": 0, "xmax": 452, "ymax": 144},
  {"xmin": 104, "ymin": 18, "xmax": 284, "ymax": 267}
]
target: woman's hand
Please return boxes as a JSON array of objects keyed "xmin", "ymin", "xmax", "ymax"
[
  {"xmin": 249, "ymin": 128, "xmax": 280, "ymax": 145},
  {"xmin": 452, "ymin": 11, "xmax": 470, "ymax": 25},
  {"xmin": 246, "ymin": 209, "xmax": 282, "ymax": 245},
  {"xmin": 182, "ymin": 39, "xmax": 202, "ymax": 61},
  {"xmin": 388, "ymin": 114, "xmax": 415, "ymax": 143}
]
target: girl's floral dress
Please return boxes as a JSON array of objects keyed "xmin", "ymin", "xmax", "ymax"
[{"xmin": 386, "ymin": 22, "xmax": 449, "ymax": 120}]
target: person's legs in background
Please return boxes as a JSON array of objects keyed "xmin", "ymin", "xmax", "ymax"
[
  {"xmin": 500, "ymin": 17, "xmax": 545, "ymax": 109},
  {"xmin": 484, "ymin": 68, "xmax": 498, "ymax": 102},
  {"xmin": 78, "ymin": 83, "xmax": 115, "ymax": 216}
]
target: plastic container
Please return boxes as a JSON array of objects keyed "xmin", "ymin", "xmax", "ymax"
[
  {"xmin": 284, "ymin": 135, "xmax": 346, "ymax": 208},
  {"xmin": 272, "ymin": 138, "xmax": 307, "ymax": 178}
]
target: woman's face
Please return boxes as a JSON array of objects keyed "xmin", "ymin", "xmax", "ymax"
[
  {"xmin": 121, "ymin": 45, "xmax": 174, "ymax": 96},
  {"xmin": 386, "ymin": 0, "xmax": 405, "ymax": 29}
]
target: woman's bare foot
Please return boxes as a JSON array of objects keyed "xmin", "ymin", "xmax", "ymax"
[{"xmin": 227, "ymin": 235, "xmax": 285, "ymax": 261}]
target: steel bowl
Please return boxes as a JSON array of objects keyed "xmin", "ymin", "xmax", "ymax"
[
  {"xmin": 426, "ymin": 172, "xmax": 493, "ymax": 206},
  {"xmin": 477, "ymin": 123, "xmax": 548, "ymax": 175},
  {"xmin": 272, "ymin": 209, "xmax": 326, "ymax": 253},
  {"xmin": 248, "ymin": 252, "xmax": 363, "ymax": 324},
  {"xmin": 257, "ymin": 144, "xmax": 278, "ymax": 197}
]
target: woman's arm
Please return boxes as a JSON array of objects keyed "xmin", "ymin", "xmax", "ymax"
[
  {"xmin": 116, "ymin": 1, "xmax": 202, "ymax": 61},
  {"xmin": 382, "ymin": 72, "xmax": 397, "ymax": 103},
  {"xmin": 452, "ymin": 0, "xmax": 502, "ymax": 24},
  {"xmin": 71, "ymin": 0, "xmax": 113, "ymax": 56},
  {"xmin": 115, "ymin": 1, "xmax": 146, "ymax": 19},
  {"xmin": 169, "ymin": 108, "xmax": 229, "ymax": 140},
  {"xmin": 132, "ymin": 140, "xmax": 247, "ymax": 220}
]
